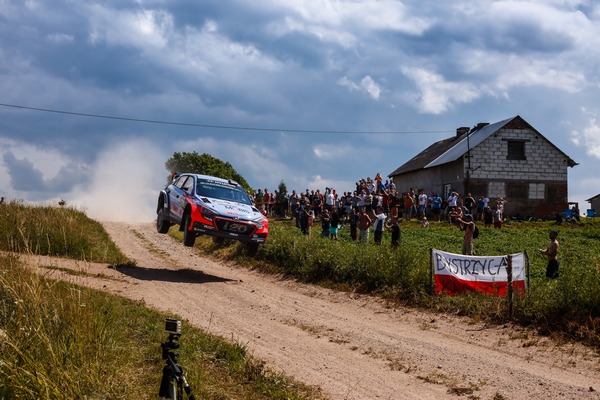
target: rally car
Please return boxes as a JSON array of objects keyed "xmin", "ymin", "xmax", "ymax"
[{"xmin": 156, "ymin": 173, "xmax": 268, "ymax": 252}]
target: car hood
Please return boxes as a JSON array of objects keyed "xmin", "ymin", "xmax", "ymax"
[{"xmin": 198, "ymin": 196, "xmax": 262, "ymax": 220}]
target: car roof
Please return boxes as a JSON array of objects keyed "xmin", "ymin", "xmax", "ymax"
[{"xmin": 177, "ymin": 173, "xmax": 241, "ymax": 187}]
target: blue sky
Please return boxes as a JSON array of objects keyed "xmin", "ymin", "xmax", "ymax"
[{"xmin": 1, "ymin": 0, "xmax": 598, "ymax": 221}]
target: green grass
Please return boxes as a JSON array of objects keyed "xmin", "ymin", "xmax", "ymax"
[
  {"xmin": 0, "ymin": 201, "xmax": 324, "ymax": 399},
  {"xmin": 177, "ymin": 216, "xmax": 600, "ymax": 345},
  {"xmin": 0, "ymin": 200, "xmax": 127, "ymax": 264}
]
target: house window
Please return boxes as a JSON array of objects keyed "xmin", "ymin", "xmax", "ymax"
[
  {"xmin": 507, "ymin": 182, "xmax": 527, "ymax": 201},
  {"xmin": 507, "ymin": 140, "xmax": 526, "ymax": 160}
]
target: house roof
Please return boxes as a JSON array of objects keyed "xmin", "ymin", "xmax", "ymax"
[
  {"xmin": 388, "ymin": 115, "xmax": 577, "ymax": 177},
  {"xmin": 586, "ymin": 194, "xmax": 600, "ymax": 202}
]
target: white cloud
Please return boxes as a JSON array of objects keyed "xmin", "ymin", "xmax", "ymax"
[
  {"xmin": 494, "ymin": 56, "xmax": 585, "ymax": 93},
  {"xmin": 0, "ymin": 138, "xmax": 72, "ymax": 178},
  {"xmin": 361, "ymin": 76, "xmax": 381, "ymax": 100},
  {"xmin": 277, "ymin": 0, "xmax": 431, "ymax": 35},
  {"xmin": 580, "ymin": 118, "xmax": 600, "ymax": 159},
  {"xmin": 88, "ymin": 5, "xmax": 174, "ymax": 49},
  {"xmin": 401, "ymin": 67, "xmax": 479, "ymax": 114},
  {"xmin": 305, "ymin": 174, "xmax": 354, "ymax": 194},
  {"xmin": 172, "ymin": 137, "xmax": 294, "ymax": 190},
  {"xmin": 313, "ymin": 143, "xmax": 353, "ymax": 159},
  {"xmin": 337, "ymin": 76, "xmax": 360, "ymax": 91},
  {"xmin": 337, "ymin": 75, "xmax": 382, "ymax": 100}
]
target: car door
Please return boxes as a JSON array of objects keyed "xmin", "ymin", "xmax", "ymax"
[{"xmin": 169, "ymin": 175, "xmax": 192, "ymax": 222}]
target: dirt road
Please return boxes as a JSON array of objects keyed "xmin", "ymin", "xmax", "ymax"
[{"xmin": 24, "ymin": 222, "xmax": 600, "ymax": 399}]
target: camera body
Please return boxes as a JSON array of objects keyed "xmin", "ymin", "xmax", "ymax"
[{"xmin": 165, "ymin": 318, "xmax": 181, "ymax": 334}]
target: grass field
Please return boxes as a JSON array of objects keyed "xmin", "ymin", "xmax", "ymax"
[
  {"xmin": 2, "ymin": 198, "xmax": 598, "ymax": 398},
  {"xmin": 180, "ymin": 215, "xmax": 600, "ymax": 345}
]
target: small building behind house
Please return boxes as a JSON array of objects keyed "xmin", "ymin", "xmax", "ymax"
[{"xmin": 586, "ymin": 194, "xmax": 600, "ymax": 216}]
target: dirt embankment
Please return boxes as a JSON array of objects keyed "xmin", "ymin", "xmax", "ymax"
[{"xmin": 22, "ymin": 222, "xmax": 600, "ymax": 400}]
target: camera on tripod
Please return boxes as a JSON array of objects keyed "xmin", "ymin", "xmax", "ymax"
[
  {"xmin": 164, "ymin": 318, "xmax": 181, "ymax": 335},
  {"xmin": 159, "ymin": 317, "xmax": 196, "ymax": 399},
  {"xmin": 161, "ymin": 318, "xmax": 181, "ymax": 361}
]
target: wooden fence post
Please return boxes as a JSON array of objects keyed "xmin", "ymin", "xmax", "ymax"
[
  {"xmin": 507, "ymin": 254, "xmax": 513, "ymax": 319},
  {"xmin": 429, "ymin": 248, "xmax": 434, "ymax": 295}
]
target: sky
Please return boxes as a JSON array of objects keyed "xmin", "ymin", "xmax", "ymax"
[{"xmin": 1, "ymin": 0, "xmax": 599, "ymax": 222}]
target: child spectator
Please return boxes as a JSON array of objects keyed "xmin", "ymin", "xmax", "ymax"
[
  {"xmin": 373, "ymin": 206, "xmax": 386, "ymax": 245},
  {"xmin": 330, "ymin": 207, "xmax": 340, "ymax": 240}
]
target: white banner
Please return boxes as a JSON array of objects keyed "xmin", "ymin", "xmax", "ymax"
[{"xmin": 432, "ymin": 249, "xmax": 527, "ymax": 295}]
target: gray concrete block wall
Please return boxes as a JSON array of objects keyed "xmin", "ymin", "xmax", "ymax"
[{"xmin": 469, "ymin": 128, "xmax": 568, "ymax": 181}]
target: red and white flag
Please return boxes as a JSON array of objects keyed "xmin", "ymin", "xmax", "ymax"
[{"xmin": 433, "ymin": 249, "xmax": 527, "ymax": 296}]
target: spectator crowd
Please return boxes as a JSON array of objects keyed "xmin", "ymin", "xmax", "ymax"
[{"xmin": 250, "ymin": 173, "xmax": 508, "ymax": 250}]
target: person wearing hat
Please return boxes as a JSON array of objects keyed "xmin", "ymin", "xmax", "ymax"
[{"xmin": 457, "ymin": 214, "xmax": 476, "ymax": 255}]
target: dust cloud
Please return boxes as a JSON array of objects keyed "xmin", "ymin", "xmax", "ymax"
[{"xmin": 70, "ymin": 139, "xmax": 168, "ymax": 222}]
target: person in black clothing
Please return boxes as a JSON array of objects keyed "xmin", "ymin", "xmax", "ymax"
[
  {"xmin": 390, "ymin": 219, "xmax": 401, "ymax": 248},
  {"xmin": 463, "ymin": 193, "xmax": 475, "ymax": 215},
  {"xmin": 349, "ymin": 208, "xmax": 359, "ymax": 241},
  {"xmin": 330, "ymin": 207, "xmax": 340, "ymax": 240},
  {"xmin": 321, "ymin": 209, "xmax": 331, "ymax": 237}
]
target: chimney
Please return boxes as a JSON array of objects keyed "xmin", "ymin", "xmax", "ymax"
[
  {"xmin": 456, "ymin": 127, "xmax": 470, "ymax": 137},
  {"xmin": 471, "ymin": 122, "xmax": 489, "ymax": 132}
]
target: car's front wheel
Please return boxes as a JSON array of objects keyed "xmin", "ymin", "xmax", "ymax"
[
  {"xmin": 156, "ymin": 208, "xmax": 171, "ymax": 234},
  {"xmin": 246, "ymin": 242, "xmax": 259, "ymax": 256},
  {"xmin": 183, "ymin": 214, "xmax": 196, "ymax": 247}
]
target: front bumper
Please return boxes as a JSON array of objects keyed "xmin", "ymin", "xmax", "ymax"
[{"xmin": 192, "ymin": 219, "xmax": 268, "ymax": 244}]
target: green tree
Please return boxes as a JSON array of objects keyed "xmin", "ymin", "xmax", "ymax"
[
  {"xmin": 277, "ymin": 180, "xmax": 288, "ymax": 198},
  {"xmin": 165, "ymin": 152, "xmax": 252, "ymax": 192}
]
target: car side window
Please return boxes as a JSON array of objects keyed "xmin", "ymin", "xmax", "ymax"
[
  {"xmin": 174, "ymin": 176, "xmax": 193, "ymax": 194},
  {"xmin": 181, "ymin": 177, "xmax": 194, "ymax": 194},
  {"xmin": 173, "ymin": 176, "xmax": 186, "ymax": 189}
]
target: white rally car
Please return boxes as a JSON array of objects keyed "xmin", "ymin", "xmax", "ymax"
[{"xmin": 156, "ymin": 173, "xmax": 268, "ymax": 252}]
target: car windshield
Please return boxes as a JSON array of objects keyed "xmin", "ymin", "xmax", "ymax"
[{"xmin": 196, "ymin": 181, "xmax": 252, "ymax": 205}]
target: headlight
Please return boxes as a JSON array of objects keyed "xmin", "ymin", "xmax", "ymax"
[
  {"xmin": 201, "ymin": 207, "xmax": 216, "ymax": 221},
  {"xmin": 252, "ymin": 215, "xmax": 265, "ymax": 229}
]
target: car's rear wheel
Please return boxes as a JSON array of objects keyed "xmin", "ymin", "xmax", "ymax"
[
  {"xmin": 156, "ymin": 208, "xmax": 171, "ymax": 234},
  {"xmin": 183, "ymin": 214, "xmax": 196, "ymax": 247}
]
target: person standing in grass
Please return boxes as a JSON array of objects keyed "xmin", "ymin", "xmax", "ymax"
[
  {"xmin": 403, "ymin": 192, "xmax": 414, "ymax": 221},
  {"xmin": 457, "ymin": 214, "xmax": 476, "ymax": 255},
  {"xmin": 357, "ymin": 208, "xmax": 372, "ymax": 243},
  {"xmin": 330, "ymin": 207, "xmax": 340, "ymax": 240},
  {"xmin": 431, "ymin": 192, "xmax": 442, "ymax": 222},
  {"xmin": 373, "ymin": 206, "xmax": 386, "ymax": 245},
  {"xmin": 349, "ymin": 208, "xmax": 359, "ymax": 241},
  {"xmin": 390, "ymin": 219, "xmax": 401, "ymax": 248},
  {"xmin": 540, "ymin": 230, "xmax": 560, "ymax": 279}
]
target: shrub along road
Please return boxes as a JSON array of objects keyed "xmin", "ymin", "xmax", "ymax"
[{"xmin": 23, "ymin": 222, "xmax": 600, "ymax": 400}]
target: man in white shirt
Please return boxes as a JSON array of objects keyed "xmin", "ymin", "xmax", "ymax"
[{"xmin": 418, "ymin": 190, "xmax": 428, "ymax": 220}]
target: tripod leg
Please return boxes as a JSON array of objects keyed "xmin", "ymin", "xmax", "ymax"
[{"xmin": 159, "ymin": 366, "xmax": 178, "ymax": 400}]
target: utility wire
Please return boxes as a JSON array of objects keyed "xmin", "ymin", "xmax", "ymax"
[{"xmin": 0, "ymin": 102, "xmax": 452, "ymax": 135}]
